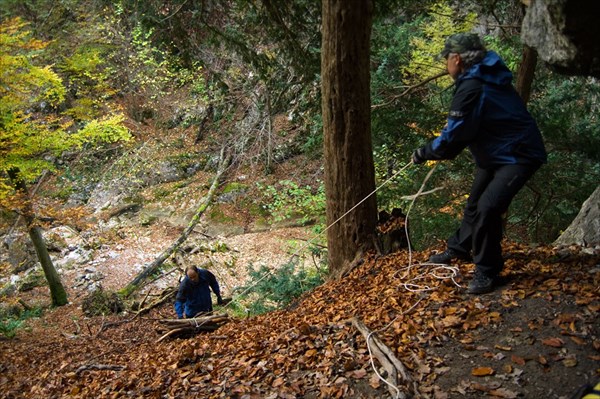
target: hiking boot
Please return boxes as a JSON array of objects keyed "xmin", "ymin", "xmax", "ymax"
[
  {"xmin": 467, "ymin": 270, "xmax": 495, "ymax": 294},
  {"xmin": 428, "ymin": 248, "xmax": 471, "ymax": 264}
]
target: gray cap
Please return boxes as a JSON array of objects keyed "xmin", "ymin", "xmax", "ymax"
[{"xmin": 440, "ymin": 33, "xmax": 486, "ymax": 58}]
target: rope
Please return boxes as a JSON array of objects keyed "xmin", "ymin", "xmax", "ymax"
[
  {"xmin": 182, "ymin": 159, "xmax": 460, "ymax": 396},
  {"xmin": 365, "ymin": 297, "xmax": 423, "ymax": 399},
  {"xmin": 217, "ymin": 160, "xmax": 416, "ymax": 312}
]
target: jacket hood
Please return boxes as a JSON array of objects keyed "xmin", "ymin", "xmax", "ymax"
[{"xmin": 460, "ymin": 50, "xmax": 513, "ymax": 86}]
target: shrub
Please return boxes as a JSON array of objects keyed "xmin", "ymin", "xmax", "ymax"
[{"xmin": 236, "ymin": 259, "xmax": 325, "ymax": 316}]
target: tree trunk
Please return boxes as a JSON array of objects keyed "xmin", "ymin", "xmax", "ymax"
[
  {"xmin": 515, "ymin": 44, "xmax": 538, "ymax": 104},
  {"xmin": 321, "ymin": 0, "xmax": 377, "ymax": 278},
  {"xmin": 8, "ymin": 168, "xmax": 68, "ymax": 306}
]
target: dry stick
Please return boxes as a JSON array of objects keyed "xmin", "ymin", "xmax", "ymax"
[
  {"xmin": 156, "ymin": 327, "xmax": 190, "ymax": 343},
  {"xmin": 133, "ymin": 287, "xmax": 178, "ymax": 318},
  {"xmin": 75, "ymin": 364, "xmax": 126, "ymax": 374},
  {"xmin": 351, "ymin": 317, "xmax": 413, "ymax": 399},
  {"xmin": 372, "ymin": 71, "xmax": 448, "ymax": 110},
  {"xmin": 156, "ymin": 313, "xmax": 229, "ymax": 342},
  {"xmin": 138, "ymin": 287, "xmax": 153, "ymax": 310},
  {"xmin": 94, "ymin": 315, "xmax": 107, "ymax": 338},
  {"xmin": 121, "ymin": 146, "xmax": 231, "ymax": 297}
]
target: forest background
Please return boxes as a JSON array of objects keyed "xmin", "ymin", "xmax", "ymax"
[
  {"xmin": 1, "ymin": 0, "xmax": 599, "ymax": 307},
  {"xmin": 1, "ymin": 0, "xmax": 599, "ymax": 397}
]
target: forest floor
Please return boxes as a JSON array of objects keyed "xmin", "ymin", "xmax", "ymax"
[{"xmin": 1, "ymin": 226, "xmax": 599, "ymax": 398}]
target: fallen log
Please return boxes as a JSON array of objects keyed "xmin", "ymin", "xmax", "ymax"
[
  {"xmin": 351, "ymin": 317, "xmax": 415, "ymax": 399},
  {"xmin": 120, "ymin": 147, "xmax": 231, "ymax": 298},
  {"xmin": 156, "ymin": 313, "xmax": 230, "ymax": 342}
]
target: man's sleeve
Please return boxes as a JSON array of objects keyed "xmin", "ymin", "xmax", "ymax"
[
  {"xmin": 174, "ymin": 280, "xmax": 187, "ymax": 318},
  {"xmin": 205, "ymin": 270, "xmax": 221, "ymax": 298},
  {"xmin": 422, "ymin": 79, "xmax": 483, "ymax": 160}
]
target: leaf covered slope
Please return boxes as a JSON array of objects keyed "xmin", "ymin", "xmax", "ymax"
[{"xmin": 1, "ymin": 244, "xmax": 599, "ymax": 398}]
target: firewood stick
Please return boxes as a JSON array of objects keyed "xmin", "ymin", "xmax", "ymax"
[
  {"xmin": 157, "ymin": 327, "xmax": 189, "ymax": 343},
  {"xmin": 351, "ymin": 317, "xmax": 413, "ymax": 399}
]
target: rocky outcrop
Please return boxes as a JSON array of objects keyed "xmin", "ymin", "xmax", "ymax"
[
  {"xmin": 522, "ymin": 0, "xmax": 600, "ymax": 77},
  {"xmin": 554, "ymin": 185, "xmax": 600, "ymax": 247}
]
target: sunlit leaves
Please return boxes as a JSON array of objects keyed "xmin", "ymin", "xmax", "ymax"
[
  {"xmin": 0, "ymin": 17, "xmax": 129, "ymax": 204},
  {"xmin": 403, "ymin": 2, "xmax": 477, "ymax": 85},
  {"xmin": 73, "ymin": 114, "xmax": 131, "ymax": 147}
]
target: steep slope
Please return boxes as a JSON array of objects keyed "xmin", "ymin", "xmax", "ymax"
[{"xmin": 1, "ymin": 242, "xmax": 598, "ymax": 398}]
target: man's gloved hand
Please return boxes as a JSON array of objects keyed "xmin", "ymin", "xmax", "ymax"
[
  {"xmin": 412, "ymin": 147, "xmax": 427, "ymax": 164},
  {"xmin": 217, "ymin": 296, "xmax": 224, "ymax": 305}
]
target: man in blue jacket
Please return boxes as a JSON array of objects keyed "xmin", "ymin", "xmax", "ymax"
[
  {"xmin": 174, "ymin": 266, "xmax": 223, "ymax": 318},
  {"xmin": 412, "ymin": 33, "xmax": 547, "ymax": 294}
]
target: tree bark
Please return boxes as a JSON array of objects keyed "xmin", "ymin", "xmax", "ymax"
[
  {"xmin": 321, "ymin": 0, "xmax": 377, "ymax": 278},
  {"xmin": 515, "ymin": 44, "xmax": 538, "ymax": 104},
  {"xmin": 8, "ymin": 168, "xmax": 68, "ymax": 306}
]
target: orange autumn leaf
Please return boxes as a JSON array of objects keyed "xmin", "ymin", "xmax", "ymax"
[
  {"xmin": 542, "ymin": 337, "xmax": 564, "ymax": 348},
  {"xmin": 351, "ymin": 369, "xmax": 367, "ymax": 379},
  {"xmin": 489, "ymin": 387, "xmax": 519, "ymax": 398},
  {"xmin": 472, "ymin": 367, "xmax": 495, "ymax": 376},
  {"xmin": 442, "ymin": 315, "xmax": 463, "ymax": 328},
  {"xmin": 272, "ymin": 377, "xmax": 285, "ymax": 387},
  {"xmin": 570, "ymin": 336, "xmax": 586, "ymax": 345},
  {"xmin": 511, "ymin": 355, "xmax": 526, "ymax": 366}
]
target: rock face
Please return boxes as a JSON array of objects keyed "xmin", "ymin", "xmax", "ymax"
[
  {"xmin": 554, "ymin": 185, "xmax": 600, "ymax": 247},
  {"xmin": 522, "ymin": 0, "xmax": 600, "ymax": 78}
]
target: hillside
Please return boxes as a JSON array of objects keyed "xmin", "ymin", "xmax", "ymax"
[
  {"xmin": 1, "ymin": 2, "xmax": 600, "ymax": 398},
  {"xmin": 1, "ymin": 239, "xmax": 598, "ymax": 398}
]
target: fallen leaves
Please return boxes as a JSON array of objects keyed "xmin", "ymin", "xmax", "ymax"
[
  {"xmin": 542, "ymin": 337, "xmax": 565, "ymax": 348},
  {"xmin": 1, "ymin": 243, "xmax": 598, "ymax": 398},
  {"xmin": 511, "ymin": 355, "xmax": 526, "ymax": 366},
  {"xmin": 472, "ymin": 366, "xmax": 495, "ymax": 376}
]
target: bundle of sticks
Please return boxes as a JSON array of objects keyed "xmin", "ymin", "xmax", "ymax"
[{"xmin": 156, "ymin": 312, "xmax": 230, "ymax": 342}]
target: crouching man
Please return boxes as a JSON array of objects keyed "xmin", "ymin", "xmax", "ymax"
[{"xmin": 174, "ymin": 266, "xmax": 223, "ymax": 319}]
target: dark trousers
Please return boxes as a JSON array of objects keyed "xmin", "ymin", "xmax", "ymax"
[{"xmin": 447, "ymin": 163, "xmax": 540, "ymax": 277}]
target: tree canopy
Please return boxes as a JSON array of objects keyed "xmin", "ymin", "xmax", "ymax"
[
  {"xmin": 0, "ymin": 0, "xmax": 598, "ymax": 270},
  {"xmin": 0, "ymin": 17, "xmax": 130, "ymax": 207}
]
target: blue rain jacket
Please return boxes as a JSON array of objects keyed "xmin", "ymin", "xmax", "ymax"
[
  {"xmin": 174, "ymin": 268, "xmax": 221, "ymax": 318},
  {"xmin": 422, "ymin": 51, "xmax": 547, "ymax": 168}
]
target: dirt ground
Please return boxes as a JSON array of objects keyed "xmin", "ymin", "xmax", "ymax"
[{"xmin": 1, "ymin": 230, "xmax": 598, "ymax": 398}]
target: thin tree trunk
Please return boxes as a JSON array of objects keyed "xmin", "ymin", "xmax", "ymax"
[
  {"xmin": 8, "ymin": 168, "xmax": 68, "ymax": 306},
  {"xmin": 515, "ymin": 44, "xmax": 537, "ymax": 104},
  {"xmin": 120, "ymin": 149, "xmax": 230, "ymax": 297},
  {"xmin": 321, "ymin": 0, "xmax": 377, "ymax": 278}
]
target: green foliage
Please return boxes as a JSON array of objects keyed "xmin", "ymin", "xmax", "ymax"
[
  {"xmin": 81, "ymin": 287, "xmax": 124, "ymax": 317},
  {"xmin": 58, "ymin": 46, "xmax": 118, "ymax": 121},
  {"xmin": 72, "ymin": 114, "xmax": 131, "ymax": 147},
  {"xmin": 258, "ymin": 180, "xmax": 325, "ymax": 225},
  {"xmin": 403, "ymin": 2, "xmax": 477, "ymax": 84},
  {"xmin": 530, "ymin": 75, "xmax": 600, "ymax": 160},
  {"xmin": 1, "ymin": 0, "xmax": 598, "ymax": 255},
  {"xmin": 0, "ymin": 17, "xmax": 130, "ymax": 204},
  {"xmin": 237, "ymin": 260, "xmax": 324, "ymax": 315},
  {"xmin": 0, "ymin": 305, "xmax": 43, "ymax": 339},
  {"xmin": 484, "ymin": 34, "xmax": 522, "ymax": 73}
]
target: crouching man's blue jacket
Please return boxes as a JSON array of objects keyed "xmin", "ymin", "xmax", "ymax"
[
  {"xmin": 174, "ymin": 268, "xmax": 221, "ymax": 318},
  {"xmin": 421, "ymin": 51, "xmax": 547, "ymax": 168}
]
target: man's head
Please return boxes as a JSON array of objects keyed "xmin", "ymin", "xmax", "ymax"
[
  {"xmin": 186, "ymin": 266, "xmax": 200, "ymax": 282},
  {"xmin": 440, "ymin": 33, "xmax": 486, "ymax": 59},
  {"xmin": 440, "ymin": 33, "xmax": 487, "ymax": 80}
]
